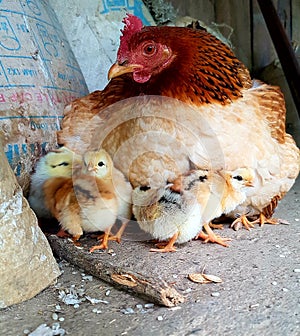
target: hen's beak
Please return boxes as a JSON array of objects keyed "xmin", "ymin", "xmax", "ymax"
[{"xmin": 108, "ymin": 62, "xmax": 142, "ymax": 80}]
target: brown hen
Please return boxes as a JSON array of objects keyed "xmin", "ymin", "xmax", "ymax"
[{"xmin": 58, "ymin": 14, "xmax": 300, "ymax": 228}]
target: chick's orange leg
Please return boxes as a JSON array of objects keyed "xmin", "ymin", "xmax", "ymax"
[
  {"xmin": 90, "ymin": 227, "xmax": 111, "ymax": 252},
  {"xmin": 209, "ymin": 222, "xmax": 224, "ymax": 230},
  {"xmin": 231, "ymin": 215, "xmax": 255, "ymax": 231},
  {"xmin": 108, "ymin": 220, "xmax": 129, "ymax": 243},
  {"xmin": 56, "ymin": 229, "xmax": 71, "ymax": 238},
  {"xmin": 150, "ymin": 232, "xmax": 179, "ymax": 253},
  {"xmin": 196, "ymin": 223, "xmax": 231, "ymax": 247},
  {"xmin": 71, "ymin": 234, "xmax": 82, "ymax": 247}
]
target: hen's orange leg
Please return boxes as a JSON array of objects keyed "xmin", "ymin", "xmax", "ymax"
[
  {"xmin": 150, "ymin": 232, "xmax": 179, "ymax": 253},
  {"xmin": 251, "ymin": 213, "xmax": 280, "ymax": 227},
  {"xmin": 90, "ymin": 227, "xmax": 111, "ymax": 252},
  {"xmin": 196, "ymin": 223, "xmax": 231, "ymax": 247},
  {"xmin": 231, "ymin": 215, "xmax": 255, "ymax": 231}
]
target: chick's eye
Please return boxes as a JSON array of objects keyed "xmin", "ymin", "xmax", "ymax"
[
  {"xmin": 143, "ymin": 43, "xmax": 156, "ymax": 56},
  {"xmin": 58, "ymin": 162, "xmax": 69, "ymax": 167},
  {"xmin": 233, "ymin": 175, "xmax": 243, "ymax": 181},
  {"xmin": 98, "ymin": 161, "xmax": 105, "ymax": 167}
]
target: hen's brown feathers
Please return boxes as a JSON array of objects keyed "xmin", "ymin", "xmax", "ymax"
[{"xmin": 57, "ymin": 17, "xmax": 300, "ymax": 225}]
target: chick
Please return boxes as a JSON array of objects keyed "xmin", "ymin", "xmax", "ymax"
[
  {"xmin": 43, "ymin": 149, "xmax": 131, "ymax": 252},
  {"xmin": 132, "ymin": 170, "xmax": 205, "ymax": 252},
  {"xmin": 192, "ymin": 168, "xmax": 254, "ymax": 244},
  {"xmin": 132, "ymin": 168, "xmax": 254, "ymax": 252},
  {"xmin": 28, "ymin": 146, "xmax": 80, "ymax": 219},
  {"xmin": 81, "ymin": 150, "xmax": 132, "ymax": 247},
  {"xmin": 172, "ymin": 168, "xmax": 254, "ymax": 246}
]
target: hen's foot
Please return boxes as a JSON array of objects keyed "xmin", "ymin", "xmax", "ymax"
[
  {"xmin": 251, "ymin": 213, "xmax": 280, "ymax": 227},
  {"xmin": 231, "ymin": 215, "xmax": 256, "ymax": 231},
  {"xmin": 150, "ymin": 232, "xmax": 178, "ymax": 253}
]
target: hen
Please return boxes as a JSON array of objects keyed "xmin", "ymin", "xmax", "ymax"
[{"xmin": 58, "ymin": 14, "xmax": 300, "ymax": 228}]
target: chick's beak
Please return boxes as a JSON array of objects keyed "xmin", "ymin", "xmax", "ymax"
[
  {"xmin": 87, "ymin": 164, "xmax": 96, "ymax": 172},
  {"xmin": 108, "ymin": 62, "xmax": 143, "ymax": 80},
  {"xmin": 245, "ymin": 181, "xmax": 254, "ymax": 187}
]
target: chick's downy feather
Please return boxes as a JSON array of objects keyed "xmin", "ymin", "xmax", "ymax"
[
  {"xmin": 58, "ymin": 14, "xmax": 300, "ymax": 224},
  {"xmin": 28, "ymin": 147, "xmax": 81, "ymax": 219}
]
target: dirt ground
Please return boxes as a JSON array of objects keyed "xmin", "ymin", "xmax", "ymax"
[{"xmin": 1, "ymin": 172, "xmax": 299, "ymax": 336}]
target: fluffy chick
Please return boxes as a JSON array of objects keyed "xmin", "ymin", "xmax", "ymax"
[
  {"xmin": 28, "ymin": 146, "xmax": 80, "ymax": 219},
  {"xmin": 191, "ymin": 168, "xmax": 254, "ymax": 243},
  {"xmin": 82, "ymin": 150, "xmax": 133, "ymax": 245},
  {"xmin": 43, "ymin": 149, "xmax": 130, "ymax": 251},
  {"xmin": 132, "ymin": 170, "xmax": 205, "ymax": 252},
  {"xmin": 132, "ymin": 168, "xmax": 253, "ymax": 252}
]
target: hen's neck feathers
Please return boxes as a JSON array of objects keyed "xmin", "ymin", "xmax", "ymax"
[{"xmin": 120, "ymin": 27, "xmax": 252, "ymax": 105}]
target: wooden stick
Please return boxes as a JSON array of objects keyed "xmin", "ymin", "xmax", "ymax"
[
  {"xmin": 47, "ymin": 235, "xmax": 184, "ymax": 307},
  {"xmin": 257, "ymin": 0, "xmax": 300, "ymax": 117}
]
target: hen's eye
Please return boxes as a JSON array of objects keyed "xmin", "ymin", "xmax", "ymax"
[
  {"xmin": 143, "ymin": 43, "xmax": 156, "ymax": 56},
  {"xmin": 233, "ymin": 175, "xmax": 243, "ymax": 181},
  {"xmin": 98, "ymin": 161, "xmax": 105, "ymax": 167}
]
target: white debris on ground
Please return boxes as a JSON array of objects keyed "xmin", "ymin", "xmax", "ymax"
[{"xmin": 26, "ymin": 323, "xmax": 65, "ymax": 336}]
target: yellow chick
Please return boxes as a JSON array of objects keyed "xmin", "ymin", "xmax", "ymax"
[
  {"xmin": 43, "ymin": 149, "xmax": 131, "ymax": 252},
  {"xmin": 28, "ymin": 146, "xmax": 80, "ymax": 219},
  {"xmin": 132, "ymin": 170, "xmax": 205, "ymax": 252},
  {"xmin": 192, "ymin": 167, "xmax": 254, "ymax": 243},
  {"xmin": 81, "ymin": 149, "xmax": 132, "ymax": 247}
]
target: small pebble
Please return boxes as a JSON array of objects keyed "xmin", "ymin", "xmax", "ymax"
[
  {"xmin": 211, "ymin": 292, "xmax": 220, "ymax": 297},
  {"xmin": 249, "ymin": 303, "xmax": 259, "ymax": 309},
  {"xmin": 55, "ymin": 305, "xmax": 61, "ymax": 311},
  {"xmin": 74, "ymin": 304, "xmax": 80, "ymax": 309},
  {"xmin": 172, "ymin": 274, "xmax": 178, "ymax": 279},
  {"xmin": 293, "ymin": 269, "xmax": 300, "ymax": 273},
  {"xmin": 279, "ymin": 255, "xmax": 285, "ymax": 258},
  {"xmin": 294, "ymin": 218, "xmax": 299, "ymax": 222},
  {"xmin": 144, "ymin": 303, "xmax": 154, "ymax": 309},
  {"xmin": 272, "ymin": 281, "xmax": 277, "ymax": 286},
  {"xmin": 105, "ymin": 290, "xmax": 111, "ymax": 296},
  {"xmin": 59, "ymin": 317, "xmax": 65, "ymax": 322},
  {"xmin": 72, "ymin": 271, "xmax": 77, "ymax": 275},
  {"xmin": 23, "ymin": 329, "xmax": 30, "ymax": 334},
  {"xmin": 121, "ymin": 307, "xmax": 135, "ymax": 315},
  {"xmin": 52, "ymin": 313, "xmax": 58, "ymax": 321},
  {"xmin": 136, "ymin": 304, "xmax": 143, "ymax": 309},
  {"xmin": 282, "ymin": 288, "xmax": 289, "ymax": 292},
  {"xmin": 157, "ymin": 316, "xmax": 163, "ymax": 321}
]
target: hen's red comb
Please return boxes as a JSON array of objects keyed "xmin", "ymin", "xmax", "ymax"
[{"xmin": 118, "ymin": 14, "xmax": 143, "ymax": 60}]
